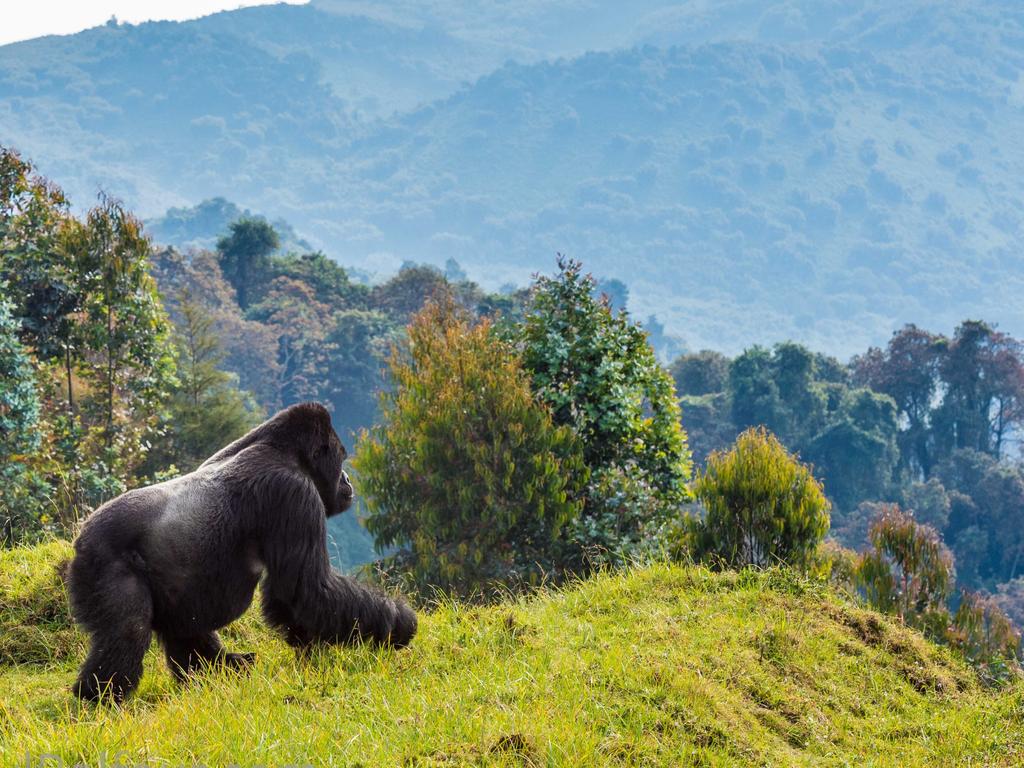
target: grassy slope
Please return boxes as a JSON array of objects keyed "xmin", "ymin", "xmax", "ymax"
[{"xmin": 1, "ymin": 542, "xmax": 1021, "ymax": 767}]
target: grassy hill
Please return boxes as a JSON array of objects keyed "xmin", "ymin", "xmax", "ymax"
[{"xmin": 1, "ymin": 541, "xmax": 1021, "ymax": 766}]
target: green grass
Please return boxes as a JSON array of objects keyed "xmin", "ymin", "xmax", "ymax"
[{"xmin": 1, "ymin": 543, "xmax": 1022, "ymax": 767}]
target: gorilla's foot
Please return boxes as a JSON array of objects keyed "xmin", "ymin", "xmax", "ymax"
[
  {"xmin": 72, "ymin": 672, "xmax": 134, "ymax": 704},
  {"xmin": 222, "ymin": 651, "xmax": 256, "ymax": 672}
]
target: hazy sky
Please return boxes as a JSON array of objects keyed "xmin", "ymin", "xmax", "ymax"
[{"xmin": 0, "ymin": 1, "xmax": 309, "ymax": 46}]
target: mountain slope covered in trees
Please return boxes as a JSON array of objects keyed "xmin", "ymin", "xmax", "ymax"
[{"xmin": 2, "ymin": 1, "xmax": 1023, "ymax": 354}]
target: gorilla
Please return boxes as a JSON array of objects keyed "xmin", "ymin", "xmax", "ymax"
[{"xmin": 67, "ymin": 402, "xmax": 416, "ymax": 702}]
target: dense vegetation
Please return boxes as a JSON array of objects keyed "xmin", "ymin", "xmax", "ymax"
[
  {"xmin": 3, "ymin": 146, "xmax": 1023, "ymax": 676},
  {"xmin": 3, "ymin": 542, "xmax": 1022, "ymax": 766},
  {"xmin": 671, "ymin": 326, "xmax": 1024, "ymax": 636},
  {"xmin": 2, "ymin": 2, "xmax": 1023, "ymax": 355}
]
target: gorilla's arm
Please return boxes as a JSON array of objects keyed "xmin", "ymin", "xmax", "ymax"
[{"xmin": 258, "ymin": 475, "xmax": 416, "ymax": 648}]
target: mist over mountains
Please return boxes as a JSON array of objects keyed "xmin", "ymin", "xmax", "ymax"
[{"xmin": 2, "ymin": 0, "xmax": 1023, "ymax": 355}]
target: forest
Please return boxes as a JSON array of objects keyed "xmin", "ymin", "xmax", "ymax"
[{"xmin": 2, "ymin": 145, "xmax": 1022, "ymax": 682}]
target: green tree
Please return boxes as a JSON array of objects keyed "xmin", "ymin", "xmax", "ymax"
[
  {"xmin": 143, "ymin": 290, "xmax": 262, "ymax": 473},
  {"xmin": 855, "ymin": 505, "xmax": 953, "ymax": 637},
  {"xmin": 670, "ymin": 350, "xmax": 730, "ymax": 397},
  {"xmin": 216, "ymin": 217, "xmax": 279, "ymax": 309},
  {"xmin": 67, "ymin": 196, "xmax": 175, "ymax": 457},
  {"xmin": 354, "ymin": 297, "xmax": 588, "ymax": 593},
  {"xmin": 948, "ymin": 590, "xmax": 1021, "ymax": 684},
  {"xmin": 0, "ymin": 148, "xmax": 81, "ymax": 413},
  {"xmin": 0, "ymin": 286, "xmax": 45, "ymax": 542},
  {"xmin": 851, "ymin": 325, "xmax": 945, "ymax": 478},
  {"xmin": 513, "ymin": 257, "xmax": 691, "ymax": 565},
  {"xmin": 322, "ymin": 309, "xmax": 395, "ymax": 443},
  {"xmin": 688, "ymin": 427, "xmax": 830, "ymax": 569},
  {"xmin": 805, "ymin": 387, "xmax": 899, "ymax": 512}
]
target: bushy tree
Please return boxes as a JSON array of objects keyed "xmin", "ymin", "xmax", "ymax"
[
  {"xmin": 948, "ymin": 591, "xmax": 1021, "ymax": 685},
  {"xmin": 354, "ymin": 296, "xmax": 588, "ymax": 593},
  {"xmin": 216, "ymin": 217, "xmax": 279, "ymax": 309},
  {"xmin": 512, "ymin": 258, "xmax": 690, "ymax": 564},
  {"xmin": 671, "ymin": 350, "xmax": 730, "ymax": 397},
  {"xmin": 142, "ymin": 290, "xmax": 262, "ymax": 473},
  {"xmin": 0, "ymin": 287, "xmax": 45, "ymax": 542},
  {"xmin": 687, "ymin": 427, "xmax": 830, "ymax": 569},
  {"xmin": 805, "ymin": 387, "xmax": 899, "ymax": 511},
  {"xmin": 855, "ymin": 505, "xmax": 953, "ymax": 637}
]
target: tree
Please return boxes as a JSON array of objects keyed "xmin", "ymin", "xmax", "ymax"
[
  {"xmin": 150, "ymin": 248, "xmax": 281, "ymax": 411},
  {"xmin": 948, "ymin": 591, "xmax": 1021, "ymax": 685},
  {"xmin": 688, "ymin": 427, "xmax": 830, "ymax": 569},
  {"xmin": 321, "ymin": 309, "xmax": 395, "ymax": 443},
  {"xmin": 267, "ymin": 250, "xmax": 369, "ymax": 309},
  {"xmin": 216, "ymin": 217, "xmax": 279, "ymax": 309},
  {"xmin": 854, "ymin": 505, "xmax": 953, "ymax": 637},
  {"xmin": 670, "ymin": 350, "xmax": 730, "ymax": 397},
  {"xmin": 805, "ymin": 387, "xmax": 899, "ymax": 512},
  {"xmin": 851, "ymin": 325, "xmax": 945, "ymax": 478},
  {"xmin": 513, "ymin": 257, "xmax": 691, "ymax": 564},
  {"xmin": 933, "ymin": 321, "xmax": 1024, "ymax": 460},
  {"xmin": 67, "ymin": 196, "xmax": 175, "ymax": 457},
  {"xmin": 246, "ymin": 276, "xmax": 333, "ymax": 408},
  {"xmin": 142, "ymin": 290, "xmax": 262, "ymax": 473},
  {"xmin": 0, "ymin": 286, "xmax": 44, "ymax": 542},
  {"xmin": 370, "ymin": 264, "xmax": 450, "ymax": 324},
  {"xmin": 0, "ymin": 148, "xmax": 80, "ymax": 413},
  {"xmin": 730, "ymin": 343, "xmax": 826, "ymax": 447},
  {"xmin": 354, "ymin": 297, "xmax": 588, "ymax": 593}
]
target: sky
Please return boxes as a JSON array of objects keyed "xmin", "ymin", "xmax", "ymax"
[{"xmin": 0, "ymin": 0, "xmax": 309, "ymax": 46}]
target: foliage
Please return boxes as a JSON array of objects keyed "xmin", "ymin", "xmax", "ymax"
[
  {"xmin": 354, "ymin": 296, "xmax": 587, "ymax": 593},
  {"xmin": 514, "ymin": 257, "xmax": 691, "ymax": 565},
  {"xmin": 671, "ymin": 349, "xmax": 730, "ymax": 397},
  {"xmin": 216, "ymin": 217, "xmax": 279, "ymax": 309},
  {"xmin": 947, "ymin": 590, "xmax": 1022, "ymax": 686},
  {"xmin": 142, "ymin": 290, "xmax": 263, "ymax": 474},
  {"xmin": 854, "ymin": 505, "xmax": 953, "ymax": 639},
  {"xmin": 804, "ymin": 387, "xmax": 899, "ymax": 512},
  {"xmin": 0, "ymin": 287, "xmax": 44, "ymax": 543},
  {"xmin": 687, "ymin": 427, "xmax": 830, "ymax": 570}
]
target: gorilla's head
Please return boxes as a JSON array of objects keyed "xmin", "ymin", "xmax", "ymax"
[{"xmin": 273, "ymin": 402, "xmax": 353, "ymax": 518}]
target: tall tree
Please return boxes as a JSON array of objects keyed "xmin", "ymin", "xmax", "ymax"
[
  {"xmin": 355, "ymin": 296, "xmax": 587, "ymax": 593},
  {"xmin": 68, "ymin": 195, "xmax": 175, "ymax": 454},
  {"xmin": 142, "ymin": 289, "xmax": 262, "ymax": 473},
  {"xmin": 933, "ymin": 321, "xmax": 1024, "ymax": 460},
  {"xmin": 851, "ymin": 325, "xmax": 945, "ymax": 479},
  {"xmin": 216, "ymin": 217, "xmax": 279, "ymax": 309},
  {"xmin": 0, "ymin": 285, "xmax": 43, "ymax": 542}
]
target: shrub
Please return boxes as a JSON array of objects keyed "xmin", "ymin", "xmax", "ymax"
[
  {"xmin": 687, "ymin": 427, "xmax": 831, "ymax": 569},
  {"xmin": 354, "ymin": 296, "xmax": 587, "ymax": 594},
  {"xmin": 855, "ymin": 504, "xmax": 953, "ymax": 638}
]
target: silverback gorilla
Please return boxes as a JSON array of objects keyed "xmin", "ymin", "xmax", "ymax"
[{"xmin": 67, "ymin": 402, "xmax": 417, "ymax": 702}]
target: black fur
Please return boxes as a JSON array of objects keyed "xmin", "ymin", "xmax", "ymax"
[{"xmin": 67, "ymin": 402, "xmax": 416, "ymax": 702}]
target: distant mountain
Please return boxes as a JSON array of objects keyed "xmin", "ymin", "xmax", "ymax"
[{"xmin": 2, "ymin": 1, "xmax": 1023, "ymax": 355}]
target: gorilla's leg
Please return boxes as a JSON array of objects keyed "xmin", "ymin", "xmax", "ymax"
[
  {"xmin": 71, "ymin": 561, "xmax": 153, "ymax": 702},
  {"xmin": 160, "ymin": 632, "xmax": 255, "ymax": 680}
]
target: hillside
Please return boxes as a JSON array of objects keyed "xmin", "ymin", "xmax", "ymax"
[
  {"xmin": 2, "ymin": 1, "xmax": 1024, "ymax": 354},
  {"xmin": 2, "ymin": 541, "xmax": 1021, "ymax": 765}
]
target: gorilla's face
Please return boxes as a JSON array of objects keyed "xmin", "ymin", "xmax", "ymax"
[
  {"xmin": 307, "ymin": 426, "xmax": 353, "ymax": 518},
  {"xmin": 337, "ymin": 470, "xmax": 354, "ymax": 513}
]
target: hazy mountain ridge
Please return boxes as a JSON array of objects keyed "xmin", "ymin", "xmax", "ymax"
[{"xmin": 2, "ymin": 1, "xmax": 1023, "ymax": 354}]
